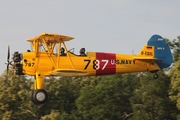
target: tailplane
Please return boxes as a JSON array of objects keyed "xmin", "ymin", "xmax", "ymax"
[{"xmin": 138, "ymin": 34, "xmax": 173, "ymax": 69}]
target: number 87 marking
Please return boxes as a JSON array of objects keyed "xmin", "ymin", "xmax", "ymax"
[{"xmin": 84, "ymin": 59, "xmax": 109, "ymax": 70}]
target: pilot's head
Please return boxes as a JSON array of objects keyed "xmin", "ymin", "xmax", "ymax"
[
  {"xmin": 61, "ymin": 47, "xmax": 65, "ymax": 52},
  {"xmin": 80, "ymin": 48, "xmax": 85, "ymax": 54}
]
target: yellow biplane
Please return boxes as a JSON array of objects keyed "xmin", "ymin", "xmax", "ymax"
[{"xmin": 6, "ymin": 33, "xmax": 173, "ymax": 105}]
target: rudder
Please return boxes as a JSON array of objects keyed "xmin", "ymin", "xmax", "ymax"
[{"xmin": 147, "ymin": 34, "xmax": 173, "ymax": 69}]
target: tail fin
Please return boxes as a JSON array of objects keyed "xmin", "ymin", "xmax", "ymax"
[{"xmin": 138, "ymin": 34, "xmax": 173, "ymax": 69}]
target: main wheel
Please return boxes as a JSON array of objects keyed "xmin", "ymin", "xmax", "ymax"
[
  {"xmin": 30, "ymin": 89, "xmax": 48, "ymax": 105},
  {"xmin": 153, "ymin": 73, "xmax": 158, "ymax": 79}
]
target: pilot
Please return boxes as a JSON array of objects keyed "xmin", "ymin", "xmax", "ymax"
[
  {"xmin": 60, "ymin": 47, "xmax": 66, "ymax": 56},
  {"xmin": 79, "ymin": 48, "xmax": 86, "ymax": 56}
]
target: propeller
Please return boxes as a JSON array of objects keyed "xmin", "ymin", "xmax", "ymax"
[{"xmin": 5, "ymin": 44, "xmax": 10, "ymax": 76}]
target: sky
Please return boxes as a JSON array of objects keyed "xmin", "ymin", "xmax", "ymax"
[{"xmin": 0, "ymin": 1, "xmax": 180, "ymax": 74}]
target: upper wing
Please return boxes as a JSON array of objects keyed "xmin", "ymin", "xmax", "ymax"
[
  {"xmin": 49, "ymin": 69, "xmax": 89, "ymax": 76},
  {"xmin": 27, "ymin": 33, "xmax": 74, "ymax": 42}
]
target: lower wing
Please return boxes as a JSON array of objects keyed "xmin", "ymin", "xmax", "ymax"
[{"xmin": 49, "ymin": 69, "xmax": 89, "ymax": 76}]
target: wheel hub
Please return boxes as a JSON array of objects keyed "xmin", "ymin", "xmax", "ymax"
[
  {"xmin": 36, "ymin": 92, "xmax": 46, "ymax": 101},
  {"xmin": 30, "ymin": 89, "xmax": 48, "ymax": 105}
]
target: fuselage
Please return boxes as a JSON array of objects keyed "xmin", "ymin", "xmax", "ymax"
[{"xmin": 21, "ymin": 51, "xmax": 160, "ymax": 76}]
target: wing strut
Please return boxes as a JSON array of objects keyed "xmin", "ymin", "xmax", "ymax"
[
  {"xmin": 63, "ymin": 41, "xmax": 74, "ymax": 69},
  {"xmin": 56, "ymin": 40, "xmax": 75, "ymax": 69}
]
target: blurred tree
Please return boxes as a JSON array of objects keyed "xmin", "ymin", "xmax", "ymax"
[
  {"xmin": 165, "ymin": 36, "xmax": 180, "ymax": 62},
  {"xmin": 130, "ymin": 71, "xmax": 176, "ymax": 120},
  {"xmin": 0, "ymin": 68, "xmax": 37, "ymax": 119},
  {"xmin": 76, "ymin": 74, "xmax": 138, "ymax": 120},
  {"xmin": 169, "ymin": 59, "xmax": 180, "ymax": 119},
  {"xmin": 40, "ymin": 76, "xmax": 103, "ymax": 119}
]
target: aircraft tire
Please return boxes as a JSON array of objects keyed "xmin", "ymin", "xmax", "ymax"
[
  {"xmin": 30, "ymin": 89, "xmax": 48, "ymax": 105},
  {"xmin": 153, "ymin": 73, "xmax": 158, "ymax": 79},
  {"xmin": 30, "ymin": 90, "xmax": 36, "ymax": 104}
]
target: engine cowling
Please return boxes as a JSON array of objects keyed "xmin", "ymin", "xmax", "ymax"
[{"xmin": 12, "ymin": 51, "xmax": 24, "ymax": 75}]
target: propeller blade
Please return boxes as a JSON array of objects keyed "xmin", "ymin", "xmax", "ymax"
[
  {"xmin": 6, "ymin": 44, "xmax": 10, "ymax": 77},
  {"xmin": 7, "ymin": 44, "xmax": 10, "ymax": 62},
  {"xmin": 7, "ymin": 64, "xmax": 9, "ymax": 76}
]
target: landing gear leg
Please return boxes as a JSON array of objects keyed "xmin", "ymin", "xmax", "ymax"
[{"xmin": 30, "ymin": 73, "xmax": 48, "ymax": 105}]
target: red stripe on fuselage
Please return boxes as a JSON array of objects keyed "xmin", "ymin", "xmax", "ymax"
[{"xmin": 96, "ymin": 52, "xmax": 116, "ymax": 75}]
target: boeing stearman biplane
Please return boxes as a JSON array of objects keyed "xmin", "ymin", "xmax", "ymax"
[{"xmin": 6, "ymin": 33, "xmax": 173, "ymax": 105}]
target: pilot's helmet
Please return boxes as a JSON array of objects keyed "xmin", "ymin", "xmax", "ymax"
[
  {"xmin": 80, "ymin": 48, "xmax": 85, "ymax": 53},
  {"xmin": 61, "ymin": 47, "xmax": 65, "ymax": 52}
]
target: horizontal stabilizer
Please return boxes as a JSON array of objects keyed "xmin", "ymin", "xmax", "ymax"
[{"xmin": 133, "ymin": 57, "xmax": 160, "ymax": 60}]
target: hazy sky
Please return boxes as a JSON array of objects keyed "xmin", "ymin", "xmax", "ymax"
[{"xmin": 0, "ymin": 1, "xmax": 179, "ymax": 74}]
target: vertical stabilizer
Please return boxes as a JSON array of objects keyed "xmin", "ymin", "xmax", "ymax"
[{"xmin": 147, "ymin": 35, "xmax": 173, "ymax": 69}]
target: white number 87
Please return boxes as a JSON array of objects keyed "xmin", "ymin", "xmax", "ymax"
[{"xmin": 94, "ymin": 60, "xmax": 109, "ymax": 70}]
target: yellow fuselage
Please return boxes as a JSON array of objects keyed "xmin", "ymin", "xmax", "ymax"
[{"xmin": 22, "ymin": 51, "xmax": 160, "ymax": 77}]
